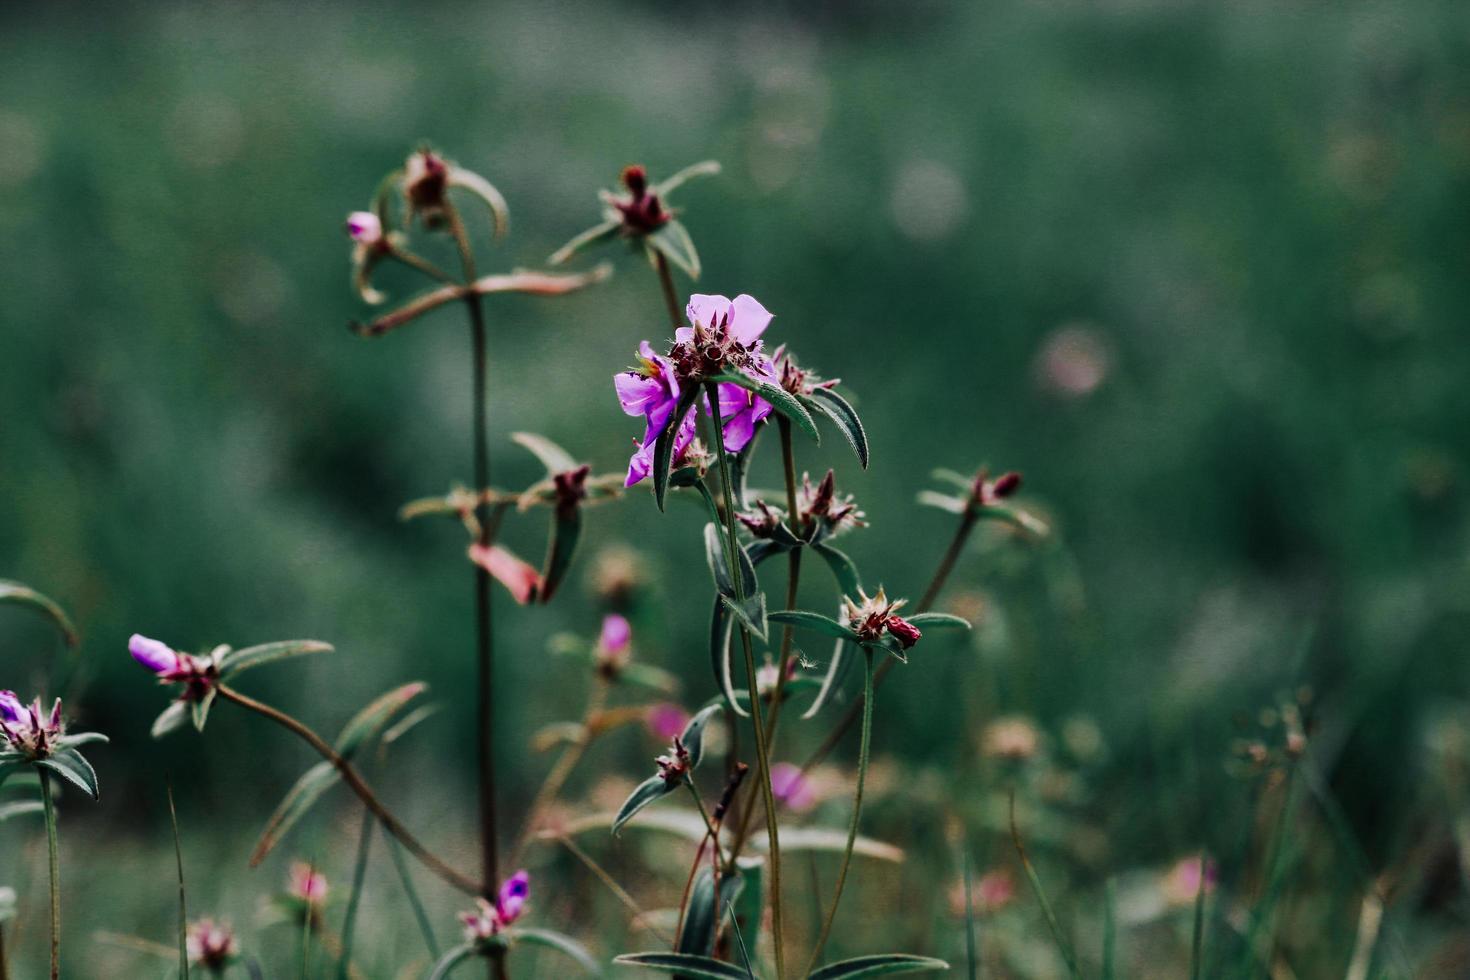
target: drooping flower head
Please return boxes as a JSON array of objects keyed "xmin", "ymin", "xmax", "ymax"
[
  {"xmin": 287, "ymin": 862, "xmax": 329, "ymax": 906},
  {"xmin": 843, "ymin": 587, "xmax": 922, "ymax": 650},
  {"xmin": 460, "ymin": 870, "xmax": 531, "ymax": 943},
  {"xmin": 186, "ymin": 918, "xmax": 240, "ymax": 972},
  {"xmin": 129, "ymin": 635, "xmax": 218, "ymax": 704},
  {"xmin": 0, "ymin": 692, "xmax": 64, "ymax": 759}
]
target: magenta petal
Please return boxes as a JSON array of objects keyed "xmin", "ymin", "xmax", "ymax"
[
  {"xmin": 625, "ymin": 442, "xmax": 654, "ymax": 487},
  {"xmin": 497, "ymin": 869, "xmax": 530, "ymax": 923},
  {"xmin": 600, "ymin": 614, "xmax": 632, "ymax": 654},
  {"xmin": 722, "ymin": 410, "xmax": 757, "ymax": 452},
  {"xmin": 129, "ymin": 634, "xmax": 179, "ymax": 675},
  {"xmin": 686, "ymin": 293, "xmax": 730, "ymax": 330},
  {"xmin": 0, "ymin": 691, "xmax": 21, "ymax": 725},
  {"xmin": 729, "ymin": 294, "xmax": 773, "ymax": 343},
  {"xmin": 615, "ymin": 372, "xmax": 665, "ymax": 418}
]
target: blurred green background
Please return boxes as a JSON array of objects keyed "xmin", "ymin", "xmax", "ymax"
[{"xmin": 2, "ymin": 0, "xmax": 1469, "ymax": 975}]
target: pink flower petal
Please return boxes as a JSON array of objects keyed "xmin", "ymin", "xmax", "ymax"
[{"xmin": 468, "ymin": 544, "xmax": 542, "ymax": 605}]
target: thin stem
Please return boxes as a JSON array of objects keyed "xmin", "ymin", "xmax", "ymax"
[
  {"xmin": 167, "ymin": 783, "xmax": 189, "ymax": 980},
  {"xmin": 446, "ymin": 199, "xmax": 500, "ymax": 902},
  {"xmin": 705, "ymin": 381, "xmax": 787, "ymax": 980},
  {"xmin": 512, "ymin": 680, "xmax": 607, "ymax": 863},
  {"xmin": 383, "ymin": 826, "xmax": 442, "ymax": 959},
  {"xmin": 555, "ymin": 835, "xmax": 673, "ymax": 945},
  {"xmin": 337, "ymin": 807, "xmax": 374, "ymax": 980},
  {"xmin": 0, "ymin": 923, "xmax": 7, "ymax": 980},
  {"xmin": 803, "ymin": 650, "xmax": 874, "ymax": 974},
  {"xmin": 764, "ymin": 417, "xmax": 804, "ymax": 743},
  {"xmin": 40, "ymin": 773, "xmax": 60, "ymax": 980},
  {"xmin": 1189, "ymin": 849, "xmax": 1207, "ymax": 980},
  {"xmin": 388, "ymin": 245, "xmax": 456, "ymax": 285},
  {"xmin": 801, "ymin": 505, "xmax": 980, "ymax": 772},
  {"xmin": 653, "ymin": 252, "xmax": 682, "ymax": 332},
  {"xmin": 216, "ymin": 684, "xmax": 481, "ymax": 895}
]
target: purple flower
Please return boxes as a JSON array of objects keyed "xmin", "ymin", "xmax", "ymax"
[
  {"xmin": 623, "ymin": 410, "xmax": 696, "ymax": 488},
  {"xmin": 288, "ymin": 862, "xmax": 329, "ymax": 906},
  {"xmin": 645, "ymin": 702, "xmax": 690, "ymax": 741},
  {"xmin": 345, "ymin": 211, "xmax": 382, "ymax": 245},
  {"xmin": 716, "ymin": 379, "xmax": 773, "ymax": 453},
  {"xmin": 616, "ymin": 342, "xmax": 685, "ymax": 487},
  {"xmin": 0, "ymin": 694, "xmax": 64, "ymax": 758},
  {"xmin": 680, "ymin": 293, "xmax": 773, "ymax": 348},
  {"xmin": 599, "ymin": 614, "xmax": 632, "ymax": 655},
  {"xmin": 460, "ymin": 870, "xmax": 530, "ymax": 942},
  {"xmin": 187, "ymin": 918, "xmax": 240, "ymax": 970},
  {"xmin": 0, "ymin": 690, "xmax": 22, "ymax": 727},
  {"xmin": 129, "ymin": 634, "xmax": 181, "ymax": 675}
]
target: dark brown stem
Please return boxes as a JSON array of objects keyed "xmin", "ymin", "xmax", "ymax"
[
  {"xmin": 216, "ymin": 684, "xmax": 481, "ymax": 895},
  {"xmin": 800, "ymin": 505, "xmax": 979, "ymax": 773},
  {"xmin": 653, "ymin": 251, "xmax": 682, "ymax": 331}
]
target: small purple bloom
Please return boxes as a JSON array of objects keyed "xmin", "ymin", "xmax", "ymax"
[
  {"xmin": 497, "ymin": 869, "xmax": 530, "ymax": 924},
  {"xmin": 599, "ymin": 614, "xmax": 631, "ymax": 655},
  {"xmin": 646, "ymin": 702, "xmax": 690, "ymax": 741},
  {"xmin": 0, "ymin": 694, "xmax": 65, "ymax": 758},
  {"xmin": 681, "ymin": 293, "xmax": 773, "ymax": 347},
  {"xmin": 770, "ymin": 762, "xmax": 818, "ymax": 813},
  {"xmin": 716, "ymin": 377, "xmax": 774, "ymax": 453},
  {"xmin": 624, "ymin": 410, "xmax": 696, "ymax": 488},
  {"xmin": 345, "ymin": 211, "xmax": 382, "ymax": 245},
  {"xmin": 129, "ymin": 634, "xmax": 180, "ymax": 675},
  {"xmin": 0, "ymin": 690, "xmax": 22, "ymax": 727}
]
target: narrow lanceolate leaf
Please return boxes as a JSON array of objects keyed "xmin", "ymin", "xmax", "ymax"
[
  {"xmin": 803, "ymin": 636, "xmax": 851, "ymax": 721},
  {"xmin": 151, "ymin": 701, "xmax": 191, "ymax": 740},
  {"xmin": 0, "ymin": 580, "xmax": 79, "ymax": 646},
  {"xmin": 710, "ymin": 600, "xmax": 747, "ymax": 719},
  {"xmin": 721, "ymin": 592, "xmax": 768, "ymax": 643},
  {"xmin": 539, "ymin": 505, "xmax": 581, "ymax": 603},
  {"xmin": 548, "ymin": 219, "xmax": 622, "ymax": 266},
  {"xmin": 55, "ymin": 732, "xmax": 108, "ymax": 751},
  {"xmin": 915, "ymin": 490, "xmax": 967, "ymax": 515},
  {"xmin": 612, "ymin": 952, "xmax": 752, "ymax": 979},
  {"xmin": 38, "ymin": 748, "xmax": 100, "ymax": 800},
  {"xmin": 653, "ymin": 159, "xmax": 721, "ymax": 197},
  {"xmin": 0, "ymin": 800, "xmax": 44, "ymax": 822},
  {"xmin": 768, "ymin": 610, "xmax": 858, "ymax": 642},
  {"xmin": 811, "ymin": 541, "xmax": 862, "ymax": 599},
  {"xmin": 336, "ymin": 683, "xmax": 427, "ymax": 754},
  {"xmin": 192, "ymin": 686, "xmax": 217, "ymax": 732},
  {"xmin": 978, "ymin": 503, "xmax": 1049, "ymax": 537},
  {"xmin": 612, "ymin": 776, "xmax": 677, "ymax": 836},
  {"xmin": 511, "ymin": 432, "xmax": 579, "ymax": 476},
  {"xmin": 426, "ymin": 943, "xmax": 478, "ymax": 980},
  {"xmin": 653, "ymin": 389, "xmax": 699, "ymax": 512},
  {"xmin": 709, "ymin": 372, "xmax": 819, "ymax": 443},
  {"xmin": 678, "ymin": 868, "xmax": 745, "ymax": 957},
  {"xmin": 508, "ymin": 928, "xmax": 601, "ymax": 975},
  {"xmin": 905, "ymin": 613, "xmax": 972, "ymax": 631},
  {"xmin": 807, "ymin": 954, "xmax": 951, "ymax": 978},
  {"xmin": 646, "ymin": 219, "xmax": 701, "ymax": 279},
  {"xmin": 679, "ymin": 704, "xmax": 724, "ymax": 770},
  {"xmin": 704, "ymin": 523, "xmax": 736, "ymax": 596},
  {"xmin": 219, "ymin": 640, "xmax": 333, "ymax": 680},
  {"xmin": 804, "ymin": 387, "xmax": 869, "ymax": 469},
  {"xmin": 250, "ymin": 762, "xmax": 338, "ymax": 866},
  {"xmin": 730, "ymin": 856, "xmax": 764, "ymax": 959}
]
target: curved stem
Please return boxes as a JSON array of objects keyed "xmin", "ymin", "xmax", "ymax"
[
  {"xmin": 803, "ymin": 649, "xmax": 874, "ymax": 974},
  {"xmin": 40, "ymin": 772, "xmax": 59, "ymax": 980},
  {"xmin": 801, "ymin": 505, "xmax": 980, "ymax": 773},
  {"xmin": 705, "ymin": 381, "xmax": 786, "ymax": 979},
  {"xmin": 388, "ymin": 245, "xmax": 456, "ymax": 285},
  {"xmin": 216, "ymin": 684, "xmax": 481, "ymax": 895}
]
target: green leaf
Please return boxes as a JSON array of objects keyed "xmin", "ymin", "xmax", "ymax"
[
  {"xmin": 704, "ymin": 523, "xmax": 735, "ymax": 596},
  {"xmin": 540, "ymin": 504, "xmax": 581, "ymax": 604},
  {"xmin": 647, "ymin": 220, "xmax": 702, "ymax": 279},
  {"xmin": 427, "ymin": 942, "xmax": 479, "ymax": 980},
  {"xmin": 612, "ymin": 775, "xmax": 677, "ymax": 836},
  {"xmin": 511, "ymin": 431, "xmax": 579, "ymax": 476},
  {"xmin": 807, "ymin": 954, "xmax": 951, "ymax": 979},
  {"xmin": 721, "ymin": 592, "xmax": 768, "ymax": 643},
  {"xmin": 710, "ymin": 372, "xmax": 819, "ymax": 444},
  {"xmin": 904, "ymin": 613, "xmax": 972, "ymax": 631},
  {"xmin": 612, "ymin": 952, "xmax": 752, "ymax": 979},
  {"xmin": 916, "ymin": 490, "xmax": 967, "ymax": 515},
  {"xmin": 803, "ymin": 633, "xmax": 852, "ymax": 721},
  {"xmin": 730, "ymin": 856, "xmax": 764, "ymax": 960},
  {"xmin": 768, "ymin": 610, "xmax": 857, "ymax": 642},
  {"xmin": 930, "ymin": 468, "xmax": 974, "ymax": 491},
  {"xmin": 219, "ymin": 640, "xmax": 333, "ymax": 680},
  {"xmin": 151, "ymin": 701, "xmax": 191, "ymax": 740},
  {"xmin": 249, "ymin": 761, "xmax": 337, "ymax": 866},
  {"xmin": 804, "ymin": 387, "xmax": 869, "ymax": 469},
  {"xmin": 38, "ymin": 748, "xmax": 100, "ymax": 800},
  {"xmin": 54, "ymin": 732, "xmax": 108, "ymax": 750},
  {"xmin": 0, "ymin": 800, "xmax": 43, "ymax": 822},
  {"xmin": 810, "ymin": 542, "xmax": 862, "ymax": 599},
  {"xmin": 548, "ymin": 219, "xmax": 621, "ymax": 266},
  {"xmin": 677, "ymin": 868, "xmax": 744, "ymax": 958},
  {"xmin": 0, "ymin": 580, "xmax": 78, "ymax": 647},
  {"xmin": 191, "ymin": 686, "xmax": 217, "ymax": 732},
  {"xmin": 710, "ymin": 599, "xmax": 746, "ymax": 719},
  {"xmin": 653, "ymin": 389, "xmax": 699, "ymax": 512},
  {"xmin": 336, "ymin": 682, "xmax": 428, "ymax": 754},
  {"xmin": 653, "ymin": 160, "xmax": 721, "ymax": 197},
  {"xmin": 679, "ymin": 703, "xmax": 724, "ymax": 770},
  {"xmin": 509, "ymin": 927, "xmax": 601, "ymax": 975}
]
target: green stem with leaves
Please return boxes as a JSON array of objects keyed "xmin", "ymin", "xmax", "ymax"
[
  {"xmin": 705, "ymin": 381, "xmax": 787, "ymax": 979},
  {"xmin": 40, "ymin": 773, "xmax": 59, "ymax": 980},
  {"xmin": 803, "ymin": 649, "xmax": 874, "ymax": 974}
]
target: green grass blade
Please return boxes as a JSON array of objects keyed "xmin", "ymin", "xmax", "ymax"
[
  {"xmin": 1008, "ymin": 792, "xmax": 1080, "ymax": 979},
  {"xmin": 167, "ymin": 784, "xmax": 189, "ymax": 980},
  {"xmin": 336, "ymin": 807, "xmax": 373, "ymax": 980}
]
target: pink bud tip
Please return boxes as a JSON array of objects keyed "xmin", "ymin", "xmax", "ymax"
[
  {"xmin": 345, "ymin": 211, "xmax": 382, "ymax": 243},
  {"xmin": 129, "ymin": 634, "xmax": 180, "ymax": 675},
  {"xmin": 599, "ymin": 614, "xmax": 632, "ymax": 654}
]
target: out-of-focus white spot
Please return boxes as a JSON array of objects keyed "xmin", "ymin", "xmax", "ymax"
[
  {"xmin": 1034, "ymin": 324, "xmax": 1111, "ymax": 397},
  {"xmin": 216, "ymin": 252, "xmax": 290, "ymax": 325},
  {"xmin": 889, "ymin": 158, "xmax": 968, "ymax": 242},
  {"xmin": 0, "ymin": 111, "xmax": 45, "ymax": 186},
  {"xmin": 170, "ymin": 96, "xmax": 245, "ymax": 170}
]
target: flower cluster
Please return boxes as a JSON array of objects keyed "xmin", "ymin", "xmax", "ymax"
[
  {"xmin": 843, "ymin": 587, "xmax": 922, "ymax": 650},
  {"xmin": 461, "ymin": 870, "xmax": 530, "ymax": 943},
  {"xmin": 654, "ymin": 735, "xmax": 692, "ymax": 787},
  {"xmin": 0, "ymin": 692, "xmax": 63, "ymax": 759},
  {"xmin": 129, "ymin": 635, "xmax": 218, "ymax": 703},
  {"xmin": 616, "ymin": 293, "xmax": 776, "ymax": 486}
]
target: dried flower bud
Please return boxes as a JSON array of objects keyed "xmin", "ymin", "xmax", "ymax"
[
  {"xmin": 655, "ymin": 735, "xmax": 692, "ymax": 786},
  {"xmin": 621, "ymin": 165, "xmax": 648, "ymax": 198},
  {"xmin": 885, "ymin": 615, "xmax": 922, "ymax": 650},
  {"xmin": 404, "ymin": 149, "xmax": 450, "ymax": 218},
  {"xmin": 990, "ymin": 471, "xmax": 1022, "ymax": 498},
  {"xmin": 842, "ymin": 587, "xmax": 918, "ymax": 649}
]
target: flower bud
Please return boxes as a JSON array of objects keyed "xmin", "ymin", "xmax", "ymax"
[
  {"xmin": 990, "ymin": 471, "xmax": 1022, "ymax": 498},
  {"xmin": 345, "ymin": 211, "xmax": 382, "ymax": 245},
  {"xmin": 129, "ymin": 634, "xmax": 180, "ymax": 675},
  {"xmin": 287, "ymin": 862, "xmax": 328, "ymax": 906},
  {"xmin": 620, "ymin": 165, "xmax": 648, "ymax": 198},
  {"xmin": 886, "ymin": 615, "xmax": 922, "ymax": 650}
]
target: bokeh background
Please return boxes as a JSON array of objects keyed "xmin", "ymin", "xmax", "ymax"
[{"xmin": 2, "ymin": 1, "xmax": 1469, "ymax": 976}]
